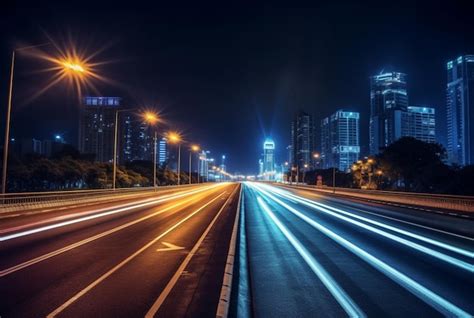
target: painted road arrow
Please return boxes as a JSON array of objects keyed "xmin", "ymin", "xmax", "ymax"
[{"xmin": 156, "ymin": 242, "xmax": 185, "ymax": 252}]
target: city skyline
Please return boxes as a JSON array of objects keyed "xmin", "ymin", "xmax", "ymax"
[{"xmin": 2, "ymin": 2, "xmax": 474, "ymax": 174}]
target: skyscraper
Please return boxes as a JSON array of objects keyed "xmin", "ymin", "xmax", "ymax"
[
  {"xmin": 446, "ymin": 55, "xmax": 474, "ymax": 165},
  {"xmin": 79, "ymin": 96, "xmax": 121, "ymax": 162},
  {"xmin": 321, "ymin": 110, "xmax": 360, "ymax": 172},
  {"xmin": 291, "ymin": 110, "xmax": 315, "ymax": 170},
  {"xmin": 159, "ymin": 137, "xmax": 168, "ymax": 165},
  {"xmin": 403, "ymin": 106, "xmax": 436, "ymax": 144},
  {"xmin": 263, "ymin": 138, "xmax": 275, "ymax": 179},
  {"xmin": 120, "ymin": 113, "xmax": 154, "ymax": 163},
  {"xmin": 369, "ymin": 72, "xmax": 408, "ymax": 154}
]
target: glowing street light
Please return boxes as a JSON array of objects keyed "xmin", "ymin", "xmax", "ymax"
[
  {"xmin": 189, "ymin": 144, "xmax": 200, "ymax": 184},
  {"xmin": 167, "ymin": 131, "xmax": 182, "ymax": 185},
  {"xmin": 143, "ymin": 111, "xmax": 160, "ymax": 188}
]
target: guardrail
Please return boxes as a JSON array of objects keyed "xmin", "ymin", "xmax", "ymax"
[
  {"xmin": 280, "ymin": 183, "xmax": 474, "ymax": 213},
  {"xmin": 0, "ymin": 184, "xmax": 197, "ymax": 214}
]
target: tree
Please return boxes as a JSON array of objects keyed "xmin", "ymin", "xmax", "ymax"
[{"xmin": 377, "ymin": 137, "xmax": 447, "ymax": 192}]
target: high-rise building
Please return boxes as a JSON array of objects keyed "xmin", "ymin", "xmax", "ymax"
[
  {"xmin": 121, "ymin": 113, "xmax": 154, "ymax": 163},
  {"xmin": 291, "ymin": 110, "xmax": 315, "ymax": 170},
  {"xmin": 159, "ymin": 137, "xmax": 168, "ymax": 165},
  {"xmin": 263, "ymin": 138, "xmax": 275, "ymax": 179},
  {"xmin": 369, "ymin": 72, "xmax": 408, "ymax": 154},
  {"xmin": 79, "ymin": 96, "xmax": 121, "ymax": 162},
  {"xmin": 446, "ymin": 55, "xmax": 474, "ymax": 165},
  {"xmin": 403, "ymin": 106, "xmax": 436, "ymax": 143},
  {"xmin": 321, "ymin": 110, "xmax": 360, "ymax": 172}
]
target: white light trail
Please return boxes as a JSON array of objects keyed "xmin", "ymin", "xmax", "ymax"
[
  {"xmin": 256, "ymin": 196, "xmax": 365, "ymax": 318},
  {"xmin": 0, "ymin": 184, "xmax": 224, "ymax": 242},
  {"xmin": 256, "ymin": 183, "xmax": 474, "ymax": 268},
  {"xmin": 248, "ymin": 183, "xmax": 472, "ymax": 317}
]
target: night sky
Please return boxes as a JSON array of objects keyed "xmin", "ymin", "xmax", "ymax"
[{"xmin": 1, "ymin": 1, "xmax": 474, "ymax": 174}]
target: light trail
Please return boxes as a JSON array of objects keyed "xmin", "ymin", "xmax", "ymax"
[
  {"xmin": 0, "ymin": 184, "xmax": 225, "ymax": 242},
  {"xmin": 247, "ymin": 183, "xmax": 472, "ymax": 317},
  {"xmin": 256, "ymin": 183, "xmax": 474, "ymax": 265},
  {"xmin": 47, "ymin": 191, "xmax": 228, "ymax": 317},
  {"xmin": 256, "ymin": 196, "xmax": 366, "ymax": 318}
]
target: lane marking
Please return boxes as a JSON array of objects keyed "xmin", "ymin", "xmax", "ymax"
[
  {"xmin": 249, "ymin": 184, "xmax": 472, "ymax": 317},
  {"xmin": 156, "ymin": 242, "xmax": 185, "ymax": 252},
  {"xmin": 145, "ymin": 185, "xmax": 240, "ymax": 318},
  {"xmin": 255, "ymin": 184, "xmax": 473, "ymax": 272},
  {"xmin": 47, "ymin": 190, "xmax": 229, "ymax": 318},
  {"xmin": 256, "ymin": 196, "xmax": 365, "ymax": 318},
  {"xmin": 0, "ymin": 184, "xmax": 224, "ymax": 241},
  {"xmin": 0, "ymin": 187, "xmax": 222, "ymax": 277}
]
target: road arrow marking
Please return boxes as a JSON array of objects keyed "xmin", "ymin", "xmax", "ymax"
[{"xmin": 156, "ymin": 242, "xmax": 185, "ymax": 252}]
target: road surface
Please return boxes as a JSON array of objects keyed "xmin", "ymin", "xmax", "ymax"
[
  {"xmin": 0, "ymin": 182, "xmax": 240, "ymax": 318},
  {"xmin": 236, "ymin": 182, "xmax": 473, "ymax": 317}
]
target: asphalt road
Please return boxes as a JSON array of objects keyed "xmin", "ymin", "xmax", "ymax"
[
  {"xmin": 239, "ymin": 182, "xmax": 473, "ymax": 318},
  {"xmin": 0, "ymin": 182, "xmax": 240, "ymax": 318}
]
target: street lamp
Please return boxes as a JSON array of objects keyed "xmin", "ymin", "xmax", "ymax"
[
  {"xmin": 167, "ymin": 131, "xmax": 182, "ymax": 185},
  {"xmin": 2, "ymin": 43, "xmax": 56, "ymax": 194},
  {"xmin": 143, "ymin": 112, "xmax": 159, "ymax": 188},
  {"xmin": 189, "ymin": 144, "xmax": 200, "ymax": 184},
  {"xmin": 112, "ymin": 108, "xmax": 145, "ymax": 189}
]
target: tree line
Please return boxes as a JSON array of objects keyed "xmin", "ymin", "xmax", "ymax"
[
  {"xmin": 303, "ymin": 137, "xmax": 474, "ymax": 195},
  {"xmin": 2, "ymin": 145, "xmax": 196, "ymax": 192}
]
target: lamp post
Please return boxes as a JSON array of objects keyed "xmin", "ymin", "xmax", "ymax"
[
  {"xmin": 333, "ymin": 167, "xmax": 336, "ymax": 193},
  {"xmin": 112, "ymin": 108, "xmax": 137, "ymax": 189},
  {"xmin": 167, "ymin": 132, "xmax": 182, "ymax": 185},
  {"xmin": 189, "ymin": 145, "xmax": 200, "ymax": 184},
  {"xmin": 142, "ymin": 112, "xmax": 159, "ymax": 188},
  {"xmin": 1, "ymin": 43, "xmax": 89, "ymax": 194}
]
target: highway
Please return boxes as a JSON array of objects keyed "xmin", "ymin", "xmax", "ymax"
[
  {"xmin": 237, "ymin": 182, "xmax": 473, "ymax": 317},
  {"xmin": 0, "ymin": 182, "xmax": 240, "ymax": 318}
]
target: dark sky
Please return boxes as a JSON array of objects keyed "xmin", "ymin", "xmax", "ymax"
[{"xmin": 1, "ymin": 1, "xmax": 474, "ymax": 174}]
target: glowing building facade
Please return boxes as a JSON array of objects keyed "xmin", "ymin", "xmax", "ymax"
[
  {"xmin": 369, "ymin": 72, "xmax": 408, "ymax": 154},
  {"xmin": 321, "ymin": 110, "xmax": 360, "ymax": 172},
  {"xmin": 79, "ymin": 97, "xmax": 121, "ymax": 162},
  {"xmin": 446, "ymin": 55, "xmax": 474, "ymax": 165}
]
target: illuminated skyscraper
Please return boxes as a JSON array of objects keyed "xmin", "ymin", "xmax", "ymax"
[
  {"xmin": 159, "ymin": 137, "xmax": 168, "ymax": 165},
  {"xmin": 321, "ymin": 110, "xmax": 360, "ymax": 171},
  {"xmin": 446, "ymin": 55, "xmax": 474, "ymax": 165},
  {"xmin": 403, "ymin": 106, "xmax": 436, "ymax": 144},
  {"xmin": 263, "ymin": 138, "xmax": 275, "ymax": 179},
  {"xmin": 291, "ymin": 111, "xmax": 315, "ymax": 170},
  {"xmin": 369, "ymin": 72, "xmax": 408, "ymax": 154},
  {"xmin": 79, "ymin": 96, "xmax": 121, "ymax": 162}
]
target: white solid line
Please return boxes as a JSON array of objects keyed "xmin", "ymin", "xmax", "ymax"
[
  {"xmin": 47, "ymin": 191, "xmax": 228, "ymax": 318},
  {"xmin": 216, "ymin": 185, "xmax": 242, "ymax": 318},
  {"xmin": 251, "ymin": 184, "xmax": 472, "ymax": 317},
  {"xmin": 144, "ymin": 186, "xmax": 239, "ymax": 318},
  {"xmin": 256, "ymin": 196, "xmax": 365, "ymax": 318}
]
